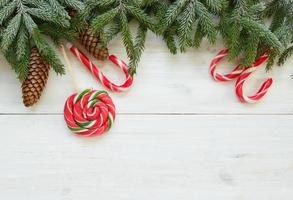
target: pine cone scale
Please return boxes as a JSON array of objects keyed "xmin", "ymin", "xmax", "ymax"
[{"xmin": 79, "ymin": 27, "xmax": 109, "ymax": 60}]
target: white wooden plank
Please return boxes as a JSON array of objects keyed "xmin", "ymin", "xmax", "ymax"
[
  {"xmin": 0, "ymin": 33, "xmax": 293, "ymax": 114},
  {"xmin": 0, "ymin": 115, "xmax": 292, "ymax": 200}
]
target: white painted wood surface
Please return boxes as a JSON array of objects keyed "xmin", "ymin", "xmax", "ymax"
[{"xmin": 0, "ymin": 32, "xmax": 292, "ymax": 199}]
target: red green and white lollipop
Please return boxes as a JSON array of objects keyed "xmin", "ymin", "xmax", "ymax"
[{"xmin": 64, "ymin": 89, "xmax": 116, "ymax": 136}]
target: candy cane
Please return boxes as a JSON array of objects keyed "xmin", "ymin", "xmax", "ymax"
[
  {"xmin": 64, "ymin": 89, "xmax": 116, "ymax": 137},
  {"xmin": 235, "ymin": 54, "xmax": 273, "ymax": 103},
  {"xmin": 210, "ymin": 48, "xmax": 248, "ymax": 81},
  {"xmin": 66, "ymin": 43, "xmax": 133, "ymax": 92}
]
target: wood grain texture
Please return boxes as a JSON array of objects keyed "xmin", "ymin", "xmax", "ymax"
[
  {"xmin": 0, "ymin": 33, "xmax": 292, "ymax": 114},
  {"xmin": 0, "ymin": 115, "xmax": 293, "ymax": 200}
]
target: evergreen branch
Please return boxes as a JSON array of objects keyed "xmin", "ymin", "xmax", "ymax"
[
  {"xmin": 234, "ymin": 0, "xmax": 247, "ymax": 8},
  {"xmin": 146, "ymin": 0, "xmax": 170, "ymax": 19},
  {"xmin": 242, "ymin": 34, "xmax": 259, "ymax": 66},
  {"xmin": 82, "ymin": 0, "xmax": 116, "ymax": 19},
  {"xmin": 32, "ymin": 29, "xmax": 65, "ymax": 75},
  {"xmin": 3, "ymin": 48, "xmax": 19, "ymax": 73},
  {"xmin": 240, "ymin": 17, "xmax": 284, "ymax": 52},
  {"xmin": 227, "ymin": 24, "xmax": 242, "ymax": 60},
  {"xmin": 126, "ymin": 5, "xmax": 155, "ymax": 31},
  {"xmin": 0, "ymin": 0, "xmax": 86, "ymax": 79},
  {"xmin": 99, "ymin": 21, "xmax": 121, "ymax": 44},
  {"xmin": 159, "ymin": 0, "xmax": 188, "ymax": 33},
  {"xmin": 39, "ymin": 23, "xmax": 78, "ymax": 45},
  {"xmin": 177, "ymin": 0, "xmax": 196, "ymax": 51},
  {"xmin": 0, "ymin": 0, "xmax": 10, "ymax": 8},
  {"xmin": 163, "ymin": 26, "xmax": 178, "ymax": 54},
  {"xmin": 193, "ymin": 25, "xmax": 205, "ymax": 48},
  {"xmin": 16, "ymin": 44, "xmax": 30, "ymax": 81},
  {"xmin": 47, "ymin": 0, "xmax": 69, "ymax": 19},
  {"xmin": 91, "ymin": 7, "xmax": 119, "ymax": 33},
  {"xmin": 0, "ymin": 0, "xmax": 292, "ymax": 79},
  {"xmin": 86, "ymin": 0, "xmax": 115, "ymax": 8},
  {"xmin": 194, "ymin": 0, "xmax": 217, "ymax": 43},
  {"xmin": 62, "ymin": 0, "xmax": 85, "ymax": 11},
  {"xmin": 27, "ymin": 7, "xmax": 70, "ymax": 28},
  {"xmin": 120, "ymin": 11, "xmax": 135, "ymax": 60},
  {"xmin": 70, "ymin": 14, "xmax": 87, "ymax": 33},
  {"xmin": 0, "ymin": 13, "xmax": 22, "ymax": 52},
  {"xmin": 274, "ymin": 25, "xmax": 292, "ymax": 47},
  {"xmin": 264, "ymin": 0, "xmax": 279, "ymax": 17},
  {"xmin": 266, "ymin": 50, "xmax": 278, "ymax": 70},
  {"xmin": 278, "ymin": 46, "xmax": 293, "ymax": 66},
  {"xmin": 248, "ymin": 2, "xmax": 266, "ymax": 20},
  {"xmin": 16, "ymin": 25, "xmax": 29, "ymax": 60},
  {"xmin": 270, "ymin": 10, "xmax": 285, "ymax": 32},
  {"xmin": 22, "ymin": 13, "xmax": 38, "ymax": 35},
  {"xmin": 3, "ymin": 43, "xmax": 29, "ymax": 81},
  {"xmin": 0, "ymin": 1, "xmax": 17, "ymax": 25},
  {"xmin": 129, "ymin": 24, "xmax": 148, "ymax": 75},
  {"xmin": 203, "ymin": 0, "xmax": 227, "ymax": 14}
]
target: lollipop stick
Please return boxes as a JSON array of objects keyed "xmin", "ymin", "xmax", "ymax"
[{"xmin": 60, "ymin": 44, "xmax": 81, "ymax": 92}]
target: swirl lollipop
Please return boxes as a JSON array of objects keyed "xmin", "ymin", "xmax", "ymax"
[
  {"xmin": 60, "ymin": 45, "xmax": 117, "ymax": 136},
  {"xmin": 64, "ymin": 89, "xmax": 116, "ymax": 136}
]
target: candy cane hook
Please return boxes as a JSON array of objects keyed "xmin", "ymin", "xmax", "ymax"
[
  {"xmin": 66, "ymin": 43, "xmax": 133, "ymax": 92},
  {"xmin": 210, "ymin": 48, "xmax": 248, "ymax": 82},
  {"xmin": 235, "ymin": 54, "xmax": 273, "ymax": 103}
]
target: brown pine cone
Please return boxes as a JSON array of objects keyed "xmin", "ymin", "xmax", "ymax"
[
  {"xmin": 79, "ymin": 27, "xmax": 109, "ymax": 60},
  {"xmin": 22, "ymin": 47, "xmax": 50, "ymax": 107}
]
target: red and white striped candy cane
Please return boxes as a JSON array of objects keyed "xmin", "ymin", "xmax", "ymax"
[
  {"xmin": 66, "ymin": 43, "xmax": 133, "ymax": 92},
  {"xmin": 210, "ymin": 48, "xmax": 248, "ymax": 81},
  {"xmin": 235, "ymin": 54, "xmax": 273, "ymax": 103}
]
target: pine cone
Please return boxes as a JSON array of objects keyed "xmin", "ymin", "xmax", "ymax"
[
  {"xmin": 22, "ymin": 47, "xmax": 50, "ymax": 107},
  {"xmin": 79, "ymin": 27, "xmax": 109, "ymax": 60}
]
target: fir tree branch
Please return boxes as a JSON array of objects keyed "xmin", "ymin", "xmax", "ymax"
[
  {"xmin": 194, "ymin": 0, "xmax": 217, "ymax": 44},
  {"xmin": 16, "ymin": 25, "xmax": 29, "ymax": 60},
  {"xmin": 227, "ymin": 24, "xmax": 242, "ymax": 60},
  {"xmin": 163, "ymin": 25, "xmax": 178, "ymax": 54},
  {"xmin": 240, "ymin": 17, "xmax": 283, "ymax": 52},
  {"xmin": 27, "ymin": 7, "xmax": 70, "ymax": 28},
  {"xmin": 0, "ymin": 0, "xmax": 84, "ymax": 79},
  {"xmin": 22, "ymin": 13, "xmax": 38, "ymax": 35},
  {"xmin": 129, "ymin": 24, "xmax": 147, "ymax": 75},
  {"xmin": 62, "ymin": 0, "xmax": 85, "ymax": 12},
  {"xmin": 32, "ymin": 29, "xmax": 65, "ymax": 75},
  {"xmin": 242, "ymin": 34, "xmax": 259, "ymax": 66},
  {"xmin": 193, "ymin": 25, "xmax": 205, "ymax": 48},
  {"xmin": 177, "ymin": 0, "xmax": 196, "ymax": 51},
  {"xmin": 3, "ymin": 48, "xmax": 19, "ymax": 73},
  {"xmin": 82, "ymin": 0, "xmax": 116, "ymax": 19},
  {"xmin": 99, "ymin": 21, "xmax": 121, "ymax": 45},
  {"xmin": 15, "ymin": 44, "xmax": 30, "ymax": 81},
  {"xmin": 39, "ymin": 23, "xmax": 78, "ymax": 45},
  {"xmin": 0, "ymin": 13, "xmax": 22, "ymax": 52},
  {"xmin": 120, "ymin": 10, "xmax": 135, "ymax": 59},
  {"xmin": 0, "ymin": 1, "xmax": 17, "ymax": 25},
  {"xmin": 47, "ymin": 0, "xmax": 69, "ymax": 19},
  {"xmin": 91, "ymin": 7, "xmax": 119, "ymax": 33},
  {"xmin": 0, "ymin": 0, "xmax": 10, "ymax": 7},
  {"xmin": 278, "ymin": 46, "xmax": 293, "ymax": 66},
  {"xmin": 158, "ymin": 0, "xmax": 188, "ymax": 33},
  {"xmin": 203, "ymin": 0, "xmax": 227, "ymax": 14},
  {"xmin": 125, "ymin": 4, "xmax": 155, "ymax": 31}
]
